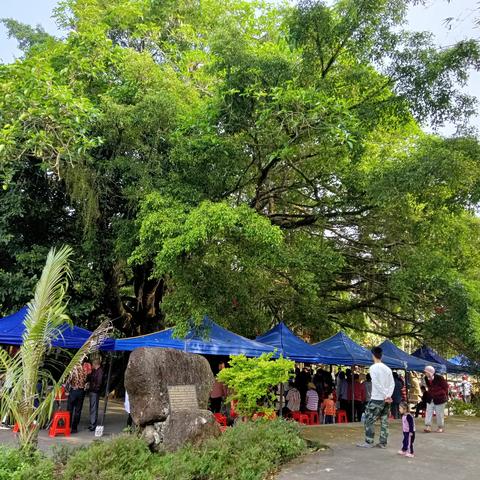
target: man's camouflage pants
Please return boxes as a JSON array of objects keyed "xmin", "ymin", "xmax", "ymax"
[{"xmin": 364, "ymin": 400, "xmax": 390, "ymax": 446}]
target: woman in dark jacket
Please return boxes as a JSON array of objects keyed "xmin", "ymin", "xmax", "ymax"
[{"xmin": 423, "ymin": 365, "xmax": 449, "ymax": 433}]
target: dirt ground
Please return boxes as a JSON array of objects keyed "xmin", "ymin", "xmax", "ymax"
[{"xmin": 277, "ymin": 416, "xmax": 480, "ymax": 480}]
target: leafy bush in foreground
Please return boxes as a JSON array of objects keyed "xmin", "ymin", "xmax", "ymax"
[
  {"xmin": 62, "ymin": 435, "xmax": 152, "ymax": 480},
  {"xmin": 150, "ymin": 419, "xmax": 306, "ymax": 480},
  {"xmin": 0, "ymin": 446, "xmax": 54, "ymax": 480},
  {"xmin": 0, "ymin": 418, "xmax": 305, "ymax": 480},
  {"xmin": 62, "ymin": 419, "xmax": 305, "ymax": 480}
]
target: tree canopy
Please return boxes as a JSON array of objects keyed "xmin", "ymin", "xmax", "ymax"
[{"xmin": 1, "ymin": 0, "xmax": 480, "ymax": 358}]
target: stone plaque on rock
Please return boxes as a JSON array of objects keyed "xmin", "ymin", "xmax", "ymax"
[{"xmin": 168, "ymin": 385, "xmax": 198, "ymax": 411}]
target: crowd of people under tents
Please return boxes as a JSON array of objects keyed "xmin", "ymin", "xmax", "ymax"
[
  {"xmin": 207, "ymin": 347, "xmax": 477, "ymax": 459},
  {"xmin": 39, "ymin": 354, "xmax": 480, "ymax": 434},
  {"xmin": 208, "ymin": 361, "xmax": 477, "ymax": 426},
  {"xmin": 0, "ymin": 352, "xmax": 475, "ymax": 437},
  {"xmin": 43, "ymin": 346, "xmax": 476, "ymax": 443}
]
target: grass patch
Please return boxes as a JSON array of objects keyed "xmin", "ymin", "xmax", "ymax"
[{"xmin": 0, "ymin": 446, "xmax": 54, "ymax": 480}]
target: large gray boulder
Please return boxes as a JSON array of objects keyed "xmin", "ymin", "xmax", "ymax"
[
  {"xmin": 125, "ymin": 348, "xmax": 221, "ymax": 451},
  {"xmin": 125, "ymin": 347, "xmax": 214, "ymax": 426}
]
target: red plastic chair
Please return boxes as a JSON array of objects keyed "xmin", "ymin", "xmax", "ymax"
[
  {"xmin": 302, "ymin": 411, "xmax": 319, "ymax": 425},
  {"xmin": 230, "ymin": 401, "xmax": 238, "ymax": 419},
  {"xmin": 12, "ymin": 422, "xmax": 37, "ymax": 433},
  {"xmin": 336, "ymin": 409, "xmax": 348, "ymax": 424},
  {"xmin": 213, "ymin": 413, "xmax": 227, "ymax": 427},
  {"xmin": 49, "ymin": 411, "xmax": 71, "ymax": 438},
  {"xmin": 292, "ymin": 412, "xmax": 310, "ymax": 425}
]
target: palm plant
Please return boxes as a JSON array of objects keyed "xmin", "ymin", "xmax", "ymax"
[{"xmin": 0, "ymin": 245, "xmax": 111, "ymax": 450}]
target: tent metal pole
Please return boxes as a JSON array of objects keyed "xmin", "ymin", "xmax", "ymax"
[
  {"xmin": 95, "ymin": 352, "xmax": 113, "ymax": 436},
  {"xmin": 404, "ymin": 369, "xmax": 409, "ymax": 406},
  {"xmin": 279, "ymin": 382, "xmax": 284, "ymax": 417},
  {"xmin": 446, "ymin": 371, "xmax": 449, "ymax": 417},
  {"xmin": 351, "ymin": 367, "xmax": 355, "ymax": 422}
]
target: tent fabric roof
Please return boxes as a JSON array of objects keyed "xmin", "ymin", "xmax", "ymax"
[
  {"xmin": 449, "ymin": 355, "xmax": 477, "ymax": 373},
  {"xmin": 114, "ymin": 317, "xmax": 276, "ymax": 357},
  {"xmin": 380, "ymin": 340, "xmax": 445, "ymax": 373},
  {"xmin": 0, "ymin": 307, "xmax": 115, "ymax": 351},
  {"xmin": 412, "ymin": 346, "xmax": 462, "ymax": 374},
  {"xmin": 255, "ymin": 322, "xmax": 338, "ymax": 364},
  {"xmin": 313, "ymin": 332, "xmax": 405, "ymax": 369},
  {"xmin": 449, "ymin": 355, "xmax": 467, "ymax": 366}
]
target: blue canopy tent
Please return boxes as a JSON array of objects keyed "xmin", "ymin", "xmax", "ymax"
[
  {"xmin": 313, "ymin": 332, "xmax": 405, "ymax": 369},
  {"xmin": 313, "ymin": 332, "xmax": 405, "ymax": 422},
  {"xmin": 380, "ymin": 340, "xmax": 445, "ymax": 373},
  {"xmin": 0, "ymin": 306, "xmax": 115, "ymax": 350},
  {"xmin": 114, "ymin": 316, "xmax": 276, "ymax": 357},
  {"xmin": 255, "ymin": 322, "xmax": 338, "ymax": 364},
  {"xmin": 449, "ymin": 355, "xmax": 478, "ymax": 373},
  {"xmin": 449, "ymin": 355, "xmax": 468, "ymax": 366},
  {"xmin": 412, "ymin": 345, "xmax": 462, "ymax": 374}
]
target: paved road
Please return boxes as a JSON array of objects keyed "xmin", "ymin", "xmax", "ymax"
[{"xmin": 277, "ymin": 417, "xmax": 480, "ymax": 480}]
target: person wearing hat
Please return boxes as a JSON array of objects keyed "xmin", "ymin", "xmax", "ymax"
[
  {"xmin": 306, "ymin": 382, "xmax": 319, "ymax": 413},
  {"xmin": 423, "ymin": 365, "xmax": 449, "ymax": 433}
]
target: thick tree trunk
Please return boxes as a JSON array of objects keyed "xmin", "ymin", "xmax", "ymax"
[
  {"xmin": 132, "ymin": 263, "xmax": 165, "ymax": 334},
  {"xmin": 102, "ymin": 262, "xmax": 165, "ymax": 336}
]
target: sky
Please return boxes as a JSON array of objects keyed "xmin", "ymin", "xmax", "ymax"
[{"xmin": 0, "ymin": 0, "xmax": 479, "ymax": 133}]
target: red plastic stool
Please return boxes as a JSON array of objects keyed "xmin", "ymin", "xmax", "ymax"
[
  {"xmin": 336, "ymin": 410, "xmax": 348, "ymax": 423},
  {"xmin": 302, "ymin": 411, "xmax": 319, "ymax": 425},
  {"xmin": 292, "ymin": 412, "xmax": 310, "ymax": 425},
  {"xmin": 49, "ymin": 411, "xmax": 71, "ymax": 438},
  {"xmin": 213, "ymin": 413, "xmax": 227, "ymax": 427},
  {"xmin": 12, "ymin": 421, "xmax": 37, "ymax": 433}
]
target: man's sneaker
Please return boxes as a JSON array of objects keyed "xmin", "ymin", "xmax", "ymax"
[
  {"xmin": 423, "ymin": 428, "xmax": 431, "ymax": 433},
  {"xmin": 405, "ymin": 453, "xmax": 415, "ymax": 458},
  {"xmin": 397, "ymin": 450, "xmax": 406, "ymax": 455},
  {"xmin": 356, "ymin": 442, "xmax": 375, "ymax": 448},
  {"xmin": 376, "ymin": 443, "xmax": 387, "ymax": 449},
  {"xmin": 436, "ymin": 428, "xmax": 444, "ymax": 433}
]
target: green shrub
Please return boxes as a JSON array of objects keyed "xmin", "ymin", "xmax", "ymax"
[
  {"xmin": 52, "ymin": 444, "xmax": 83, "ymax": 467},
  {"xmin": 449, "ymin": 399, "xmax": 480, "ymax": 416},
  {"xmin": 60, "ymin": 419, "xmax": 305, "ymax": 480},
  {"xmin": 0, "ymin": 446, "xmax": 54, "ymax": 480},
  {"xmin": 61, "ymin": 435, "xmax": 154, "ymax": 480},
  {"xmin": 217, "ymin": 353, "xmax": 294, "ymax": 416},
  {"xmin": 150, "ymin": 419, "xmax": 306, "ymax": 480}
]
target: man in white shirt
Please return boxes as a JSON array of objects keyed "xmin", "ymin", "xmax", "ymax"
[
  {"xmin": 357, "ymin": 346, "xmax": 395, "ymax": 448},
  {"xmin": 461, "ymin": 375, "xmax": 472, "ymax": 403}
]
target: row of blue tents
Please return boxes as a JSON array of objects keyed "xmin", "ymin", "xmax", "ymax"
[{"xmin": 0, "ymin": 308, "xmax": 473, "ymax": 374}]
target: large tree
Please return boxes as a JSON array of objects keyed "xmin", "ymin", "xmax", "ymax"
[{"xmin": 1, "ymin": 0, "xmax": 480, "ymax": 357}]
